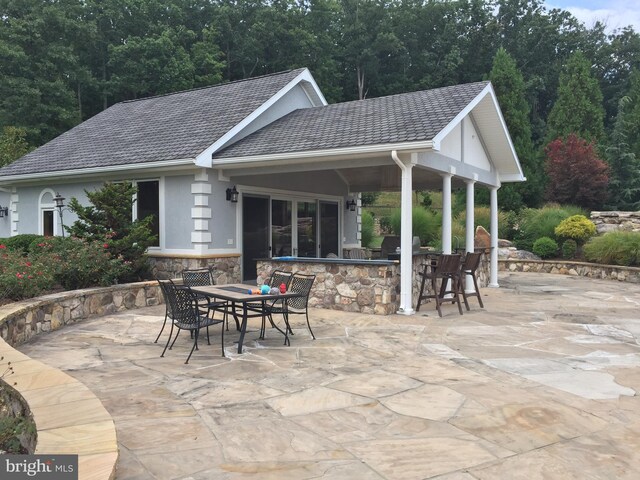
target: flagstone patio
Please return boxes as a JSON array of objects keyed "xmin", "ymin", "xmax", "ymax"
[{"xmin": 18, "ymin": 272, "xmax": 640, "ymax": 479}]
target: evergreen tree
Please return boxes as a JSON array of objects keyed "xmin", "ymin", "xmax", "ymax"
[
  {"xmin": 545, "ymin": 50, "xmax": 605, "ymax": 144},
  {"xmin": 489, "ymin": 48, "xmax": 544, "ymax": 209},
  {"xmin": 606, "ymin": 70, "xmax": 640, "ymax": 209}
]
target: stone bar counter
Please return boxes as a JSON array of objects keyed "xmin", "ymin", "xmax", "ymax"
[{"xmin": 257, "ymin": 251, "xmax": 488, "ymax": 315}]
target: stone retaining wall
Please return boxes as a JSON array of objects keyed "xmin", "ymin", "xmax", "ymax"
[
  {"xmin": 148, "ymin": 254, "xmax": 241, "ymax": 283},
  {"xmin": 591, "ymin": 211, "xmax": 640, "ymax": 234},
  {"xmin": 1, "ymin": 281, "xmax": 162, "ymax": 347},
  {"xmin": 0, "ymin": 280, "xmax": 164, "ymax": 480},
  {"xmin": 499, "ymin": 259, "xmax": 640, "ymax": 283}
]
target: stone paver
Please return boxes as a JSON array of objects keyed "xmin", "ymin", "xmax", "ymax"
[{"xmin": 18, "ymin": 272, "xmax": 640, "ymax": 479}]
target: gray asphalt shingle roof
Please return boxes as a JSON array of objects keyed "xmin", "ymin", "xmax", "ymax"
[
  {"xmin": 214, "ymin": 81, "xmax": 489, "ymax": 159},
  {"xmin": 0, "ymin": 69, "xmax": 305, "ymax": 177}
]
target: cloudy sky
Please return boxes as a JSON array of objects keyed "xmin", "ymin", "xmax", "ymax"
[{"xmin": 546, "ymin": 0, "xmax": 640, "ymax": 32}]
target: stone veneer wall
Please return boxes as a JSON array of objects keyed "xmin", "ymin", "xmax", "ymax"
[
  {"xmin": 591, "ymin": 211, "xmax": 640, "ymax": 234},
  {"xmin": 257, "ymin": 260, "xmax": 399, "ymax": 314},
  {"xmin": 0, "ymin": 281, "xmax": 162, "ymax": 347},
  {"xmin": 0, "ymin": 281, "xmax": 162, "ymax": 480},
  {"xmin": 259, "ymin": 251, "xmax": 490, "ymax": 315},
  {"xmin": 499, "ymin": 259, "xmax": 640, "ymax": 283},
  {"xmin": 148, "ymin": 254, "xmax": 241, "ymax": 283}
]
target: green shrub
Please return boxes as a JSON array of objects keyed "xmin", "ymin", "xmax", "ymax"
[
  {"xmin": 562, "ymin": 239, "xmax": 578, "ymax": 259},
  {"xmin": 513, "ymin": 204, "xmax": 586, "ymax": 251},
  {"xmin": 0, "ymin": 245, "xmax": 55, "ymax": 300},
  {"xmin": 554, "ymin": 215, "xmax": 596, "ymax": 244},
  {"xmin": 390, "ymin": 207, "xmax": 441, "ymax": 246},
  {"xmin": 66, "ymin": 182, "xmax": 156, "ymax": 281},
  {"xmin": 379, "ymin": 215, "xmax": 392, "ymax": 234},
  {"xmin": 584, "ymin": 232, "xmax": 640, "ymax": 266},
  {"xmin": 361, "ymin": 210, "xmax": 374, "ymax": 247},
  {"xmin": 532, "ymin": 237, "xmax": 558, "ymax": 259},
  {"xmin": 30, "ymin": 237, "xmax": 133, "ymax": 290},
  {"xmin": 1, "ymin": 234, "xmax": 46, "ymax": 255}
]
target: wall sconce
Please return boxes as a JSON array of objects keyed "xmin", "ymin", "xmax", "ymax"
[
  {"xmin": 226, "ymin": 186, "xmax": 239, "ymax": 203},
  {"xmin": 345, "ymin": 199, "xmax": 357, "ymax": 211},
  {"xmin": 52, "ymin": 192, "xmax": 66, "ymax": 237},
  {"xmin": 0, "ymin": 205, "xmax": 8, "ymax": 218}
]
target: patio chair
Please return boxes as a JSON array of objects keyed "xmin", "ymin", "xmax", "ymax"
[
  {"xmin": 349, "ymin": 248, "xmax": 366, "ymax": 259},
  {"xmin": 263, "ymin": 273, "xmax": 316, "ymax": 344},
  {"xmin": 182, "ymin": 268, "xmax": 230, "ymax": 329},
  {"xmin": 247, "ymin": 269, "xmax": 293, "ymax": 338},
  {"xmin": 459, "ymin": 251, "xmax": 484, "ymax": 310},
  {"xmin": 154, "ymin": 279, "xmax": 172, "ymax": 343},
  {"xmin": 159, "ymin": 280, "xmax": 225, "ymax": 363},
  {"xmin": 416, "ymin": 253, "xmax": 464, "ymax": 317}
]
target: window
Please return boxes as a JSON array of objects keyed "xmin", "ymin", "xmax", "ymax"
[
  {"xmin": 42, "ymin": 210, "xmax": 54, "ymax": 236},
  {"xmin": 136, "ymin": 180, "xmax": 160, "ymax": 247}
]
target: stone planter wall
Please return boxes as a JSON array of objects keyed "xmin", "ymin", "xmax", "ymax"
[
  {"xmin": 0, "ymin": 281, "xmax": 162, "ymax": 347},
  {"xmin": 148, "ymin": 254, "xmax": 241, "ymax": 283},
  {"xmin": 499, "ymin": 259, "xmax": 640, "ymax": 283},
  {"xmin": 591, "ymin": 211, "xmax": 640, "ymax": 234},
  {"xmin": 0, "ymin": 281, "xmax": 160, "ymax": 480}
]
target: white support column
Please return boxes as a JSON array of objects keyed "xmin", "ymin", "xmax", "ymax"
[
  {"xmin": 441, "ymin": 172, "xmax": 453, "ymax": 254},
  {"xmin": 489, "ymin": 186, "xmax": 499, "ymax": 287},
  {"xmin": 391, "ymin": 151, "xmax": 415, "ymax": 315},
  {"xmin": 465, "ymin": 178, "xmax": 476, "ymax": 292}
]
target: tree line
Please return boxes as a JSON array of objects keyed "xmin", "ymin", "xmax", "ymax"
[{"xmin": 1, "ymin": 0, "xmax": 640, "ymax": 210}]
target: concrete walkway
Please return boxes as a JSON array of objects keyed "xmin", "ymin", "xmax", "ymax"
[{"xmin": 19, "ymin": 272, "xmax": 640, "ymax": 479}]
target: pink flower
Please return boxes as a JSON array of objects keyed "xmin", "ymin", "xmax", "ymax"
[
  {"xmin": 28, "ymin": 275, "xmax": 33, "ymax": 279},
  {"xmin": 103, "ymin": 243, "xmax": 109, "ymax": 249},
  {"xmin": 0, "ymin": 244, "xmax": 5, "ymax": 249},
  {"xmin": 16, "ymin": 273, "xmax": 22, "ymax": 279},
  {"xmin": 25, "ymin": 261, "xmax": 32, "ymax": 267}
]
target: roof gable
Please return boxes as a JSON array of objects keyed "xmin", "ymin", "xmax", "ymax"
[
  {"xmin": 0, "ymin": 68, "xmax": 309, "ymax": 179},
  {"xmin": 213, "ymin": 81, "xmax": 490, "ymax": 160}
]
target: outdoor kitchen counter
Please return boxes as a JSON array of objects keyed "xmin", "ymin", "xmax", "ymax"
[{"xmin": 257, "ymin": 251, "xmax": 489, "ymax": 315}]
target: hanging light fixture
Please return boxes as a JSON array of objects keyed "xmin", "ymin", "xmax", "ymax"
[{"xmin": 0, "ymin": 204, "xmax": 8, "ymax": 218}]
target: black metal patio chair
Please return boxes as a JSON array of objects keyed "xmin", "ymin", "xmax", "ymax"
[
  {"xmin": 262, "ymin": 273, "xmax": 316, "ymax": 344},
  {"xmin": 182, "ymin": 267, "xmax": 231, "ymax": 329},
  {"xmin": 159, "ymin": 279, "xmax": 225, "ymax": 364}
]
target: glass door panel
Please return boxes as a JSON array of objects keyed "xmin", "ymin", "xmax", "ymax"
[
  {"xmin": 242, "ymin": 195, "xmax": 270, "ymax": 282},
  {"xmin": 320, "ymin": 202, "xmax": 339, "ymax": 258},
  {"xmin": 296, "ymin": 201, "xmax": 317, "ymax": 257},
  {"xmin": 272, "ymin": 199, "xmax": 292, "ymax": 257}
]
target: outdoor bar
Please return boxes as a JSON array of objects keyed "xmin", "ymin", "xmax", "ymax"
[{"xmin": 257, "ymin": 250, "xmax": 489, "ymax": 315}]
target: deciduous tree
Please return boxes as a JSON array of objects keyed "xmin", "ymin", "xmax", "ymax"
[{"xmin": 545, "ymin": 133, "xmax": 609, "ymax": 210}]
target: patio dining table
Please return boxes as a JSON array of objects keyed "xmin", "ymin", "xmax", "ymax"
[{"xmin": 190, "ymin": 283, "xmax": 304, "ymax": 354}]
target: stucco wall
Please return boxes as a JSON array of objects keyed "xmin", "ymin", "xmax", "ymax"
[
  {"xmin": 164, "ymin": 174, "xmax": 195, "ymax": 249},
  {"xmin": 0, "ymin": 190, "xmax": 10, "ymax": 237}
]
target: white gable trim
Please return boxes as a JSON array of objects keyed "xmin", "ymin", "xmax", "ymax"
[
  {"xmin": 432, "ymin": 83, "xmax": 524, "ymax": 181},
  {"xmin": 195, "ymin": 68, "xmax": 327, "ymax": 168}
]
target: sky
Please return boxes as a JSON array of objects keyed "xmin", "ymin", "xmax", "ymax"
[{"xmin": 546, "ymin": 0, "xmax": 640, "ymax": 32}]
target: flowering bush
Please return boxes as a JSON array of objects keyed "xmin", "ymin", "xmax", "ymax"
[
  {"xmin": 0, "ymin": 245, "xmax": 54, "ymax": 300},
  {"xmin": 30, "ymin": 237, "xmax": 133, "ymax": 290}
]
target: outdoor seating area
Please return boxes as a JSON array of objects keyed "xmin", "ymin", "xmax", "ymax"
[
  {"xmin": 157, "ymin": 268, "xmax": 317, "ymax": 362},
  {"xmin": 15, "ymin": 272, "xmax": 640, "ymax": 479}
]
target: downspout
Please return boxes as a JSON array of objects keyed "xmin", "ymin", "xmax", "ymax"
[{"xmin": 391, "ymin": 150, "xmax": 415, "ymax": 315}]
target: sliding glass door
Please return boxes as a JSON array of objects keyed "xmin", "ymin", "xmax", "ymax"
[{"xmin": 296, "ymin": 201, "xmax": 317, "ymax": 257}]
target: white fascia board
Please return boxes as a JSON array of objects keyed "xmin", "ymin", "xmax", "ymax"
[
  {"xmin": 500, "ymin": 173, "xmax": 527, "ymax": 182},
  {"xmin": 195, "ymin": 68, "xmax": 328, "ymax": 168},
  {"xmin": 432, "ymin": 83, "xmax": 524, "ymax": 180},
  {"xmin": 0, "ymin": 158, "xmax": 195, "ymax": 185},
  {"xmin": 214, "ymin": 140, "xmax": 434, "ymax": 169}
]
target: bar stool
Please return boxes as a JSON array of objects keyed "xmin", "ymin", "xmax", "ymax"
[
  {"xmin": 416, "ymin": 253, "xmax": 464, "ymax": 317},
  {"xmin": 459, "ymin": 251, "xmax": 484, "ymax": 310}
]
